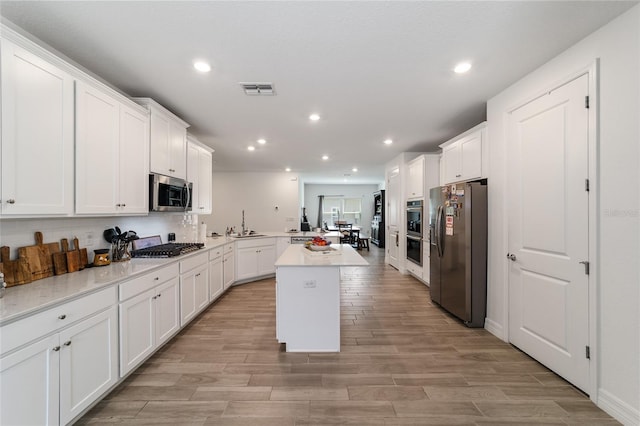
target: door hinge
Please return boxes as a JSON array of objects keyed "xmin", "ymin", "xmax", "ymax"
[
  {"xmin": 579, "ymin": 261, "xmax": 590, "ymax": 275},
  {"xmin": 585, "ymin": 95, "xmax": 590, "ymax": 109},
  {"xmin": 585, "ymin": 345, "xmax": 591, "ymax": 359},
  {"xmin": 585, "ymin": 178, "xmax": 590, "ymax": 192}
]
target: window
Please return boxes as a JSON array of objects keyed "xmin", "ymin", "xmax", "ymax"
[{"xmin": 322, "ymin": 197, "xmax": 362, "ymax": 227}]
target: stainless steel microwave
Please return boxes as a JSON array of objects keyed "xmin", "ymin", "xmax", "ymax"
[{"xmin": 149, "ymin": 173, "xmax": 192, "ymax": 212}]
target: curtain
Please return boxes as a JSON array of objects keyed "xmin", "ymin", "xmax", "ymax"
[{"xmin": 317, "ymin": 195, "xmax": 324, "ymax": 228}]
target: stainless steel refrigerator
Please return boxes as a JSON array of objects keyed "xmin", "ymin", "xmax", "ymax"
[{"xmin": 429, "ymin": 180, "xmax": 487, "ymax": 327}]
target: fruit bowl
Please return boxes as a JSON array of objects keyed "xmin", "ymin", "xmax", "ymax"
[
  {"xmin": 305, "ymin": 237, "xmax": 332, "ymax": 251},
  {"xmin": 306, "ymin": 244, "xmax": 332, "ymax": 251}
]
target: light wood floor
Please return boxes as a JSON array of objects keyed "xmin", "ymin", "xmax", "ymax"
[{"xmin": 78, "ymin": 247, "xmax": 617, "ymax": 425}]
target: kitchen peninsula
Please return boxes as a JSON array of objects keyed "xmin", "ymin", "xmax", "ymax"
[{"xmin": 275, "ymin": 244, "xmax": 368, "ymax": 352}]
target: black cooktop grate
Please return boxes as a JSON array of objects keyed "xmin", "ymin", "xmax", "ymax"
[{"xmin": 131, "ymin": 242, "xmax": 204, "ymax": 258}]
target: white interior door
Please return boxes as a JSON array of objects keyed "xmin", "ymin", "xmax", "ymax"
[
  {"xmin": 387, "ymin": 168, "xmax": 400, "ymax": 269},
  {"xmin": 507, "ymin": 74, "xmax": 590, "ymax": 392}
]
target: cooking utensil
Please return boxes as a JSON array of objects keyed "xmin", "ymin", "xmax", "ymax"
[{"xmin": 103, "ymin": 228, "xmax": 117, "ymax": 244}]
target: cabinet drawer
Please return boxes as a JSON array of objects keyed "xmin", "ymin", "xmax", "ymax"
[
  {"xmin": 224, "ymin": 243, "xmax": 234, "ymax": 254},
  {"xmin": 180, "ymin": 252, "xmax": 209, "ymax": 274},
  {"xmin": 209, "ymin": 246, "xmax": 224, "ymax": 260},
  {"xmin": 1, "ymin": 286, "xmax": 116, "ymax": 355},
  {"xmin": 119, "ymin": 264, "xmax": 179, "ymax": 301},
  {"xmin": 236, "ymin": 237, "xmax": 274, "ymax": 250}
]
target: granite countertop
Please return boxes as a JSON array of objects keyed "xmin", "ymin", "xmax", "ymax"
[
  {"xmin": 0, "ymin": 237, "xmax": 228, "ymax": 325},
  {"xmin": 0, "ymin": 231, "xmax": 340, "ymax": 325},
  {"xmin": 275, "ymin": 244, "xmax": 369, "ymax": 267}
]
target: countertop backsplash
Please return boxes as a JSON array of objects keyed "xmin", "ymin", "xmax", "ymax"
[{"xmin": 0, "ymin": 213, "xmax": 196, "ymax": 261}]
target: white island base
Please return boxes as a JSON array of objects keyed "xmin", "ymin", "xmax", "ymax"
[{"xmin": 275, "ymin": 244, "xmax": 368, "ymax": 352}]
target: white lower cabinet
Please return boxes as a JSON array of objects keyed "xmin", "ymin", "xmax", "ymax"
[
  {"xmin": 1, "ymin": 334, "xmax": 59, "ymax": 426},
  {"xmin": 179, "ymin": 252, "xmax": 210, "ymax": 327},
  {"xmin": 223, "ymin": 248, "xmax": 235, "ymax": 289},
  {"xmin": 119, "ymin": 265, "xmax": 180, "ymax": 376},
  {"xmin": 59, "ymin": 308, "xmax": 118, "ymax": 425},
  {"xmin": 0, "ymin": 287, "xmax": 117, "ymax": 426},
  {"xmin": 209, "ymin": 247, "xmax": 224, "ymax": 302},
  {"xmin": 236, "ymin": 238, "xmax": 276, "ymax": 281},
  {"xmin": 276, "ymin": 237, "xmax": 291, "ymax": 259}
]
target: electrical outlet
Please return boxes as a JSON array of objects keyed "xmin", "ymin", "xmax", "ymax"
[{"xmin": 84, "ymin": 232, "xmax": 95, "ymax": 247}]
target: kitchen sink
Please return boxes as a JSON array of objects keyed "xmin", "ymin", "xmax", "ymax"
[{"xmin": 234, "ymin": 233, "xmax": 267, "ymax": 238}]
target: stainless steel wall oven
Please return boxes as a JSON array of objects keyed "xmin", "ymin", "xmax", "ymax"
[{"xmin": 406, "ymin": 200, "xmax": 423, "ymax": 265}]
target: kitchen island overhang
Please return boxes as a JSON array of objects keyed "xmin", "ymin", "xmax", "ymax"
[{"xmin": 275, "ymin": 244, "xmax": 369, "ymax": 352}]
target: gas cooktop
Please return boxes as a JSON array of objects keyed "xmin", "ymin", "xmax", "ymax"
[{"xmin": 131, "ymin": 236, "xmax": 204, "ymax": 258}]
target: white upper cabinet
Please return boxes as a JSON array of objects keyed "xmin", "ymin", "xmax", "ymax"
[
  {"xmin": 440, "ymin": 122, "xmax": 486, "ymax": 185},
  {"xmin": 0, "ymin": 38, "xmax": 74, "ymax": 217},
  {"xmin": 75, "ymin": 82, "xmax": 119, "ymax": 214},
  {"xmin": 187, "ymin": 135, "xmax": 213, "ymax": 215},
  {"xmin": 407, "ymin": 156, "xmax": 425, "ymax": 199},
  {"xmin": 135, "ymin": 98, "xmax": 189, "ymax": 180},
  {"xmin": 75, "ymin": 82, "xmax": 149, "ymax": 215},
  {"xmin": 118, "ymin": 105, "xmax": 150, "ymax": 214}
]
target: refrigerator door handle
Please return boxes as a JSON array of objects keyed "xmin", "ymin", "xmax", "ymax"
[
  {"xmin": 437, "ymin": 205, "xmax": 445, "ymax": 258},
  {"xmin": 435, "ymin": 206, "xmax": 441, "ymax": 257}
]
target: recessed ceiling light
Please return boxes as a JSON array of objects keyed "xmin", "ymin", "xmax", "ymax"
[
  {"xmin": 193, "ymin": 61, "xmax": 211, "ymax": 73},
  {"xmin": 352, "ymin": 168, "xmax": 358, "ymax": 172},
  {"xmin": 322, "ymin": 155, "xmax": 329, "ymax": 160},
  {"xmin": 257, "ymin": 138, "xmax": 266, "ymax": 145},
  {"xmin": 285, "ymin": 167, "xmax": 291, "ymax": 172},
  {"xmin": 309, "ymin": 113, "xmax": 321, "ymax": 121},
  {"xmin": 454, "ymin": 62, "xmax": 472, "ymax": 74},
  {"xmin": 383, "ymin": 139, "xmax": 393, "ymax": 145},
  {"xmin": 247, "ymin": 146, "xmax": 255, "ymax": 151}
]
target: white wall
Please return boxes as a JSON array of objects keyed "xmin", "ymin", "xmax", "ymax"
[
  {"xmin": 485, "ymin": 5, "xmax": 639, "ymax": 424},
  {"xmin": 303, "ymin": 184, "xmax": 380, "ymax": 236},
  {"xmin": 207, "ymin": 172, "xmax": 301, "ymax": 234}
]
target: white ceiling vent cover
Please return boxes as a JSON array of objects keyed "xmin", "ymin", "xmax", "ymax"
[{"xmin": 240, "ymin": 82, "xmax": 276, "ymax": 96}]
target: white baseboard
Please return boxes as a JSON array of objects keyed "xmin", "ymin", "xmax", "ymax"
[
  {"xmin": 598, "ymin": 388, "xmax": 640, "ymax": 426},
  {"xmin": 484, "ymin": 318, "xmax": 507, "ymax": 342}
]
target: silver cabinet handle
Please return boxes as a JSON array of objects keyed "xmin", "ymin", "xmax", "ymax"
[
  {"xmin": 116, "ymin": 203, "xmax": 121, "ymax": 207},
  {"xmin": 154, "ymin": 277, "xmax": 159, "ymax": 281},
  {"xmin": 455, "ymin": 174, "xmax": 462, "ymax": 178},
  {"xmin": 64, "ymin": 341, "xmax": 71, "ymax": 346},
  {"xmin": 507, "ymin": 253, "xmax": 517, "ymax": 261},
  {"xmin": 6, "ymin": 199, "xmax": 15, "ymax": 204},
  {"xmin": 58, "ymin": 314, "xmax": 67, "ymax": 320},
  {"xmin": 53, "ymin": 346, "xmax": 60, "ymax": 352}
]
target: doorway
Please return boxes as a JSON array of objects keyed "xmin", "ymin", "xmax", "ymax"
[{"xmin": 507, "ymin": 72, "xmax": 592, "ymax": 393}]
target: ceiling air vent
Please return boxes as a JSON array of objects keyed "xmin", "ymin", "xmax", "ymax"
[{"xmin": 239, "ymin": 82, "xmax": 276, "ymax": 96}]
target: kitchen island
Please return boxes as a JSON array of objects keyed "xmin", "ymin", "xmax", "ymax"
[{"xmin": 275, "ymin": 244, "xmax": 368, "ymax": 352}]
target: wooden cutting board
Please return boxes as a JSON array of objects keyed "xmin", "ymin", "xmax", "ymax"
[
  {"xmin": 1, "ymin": 246, "xmax": 32, "ymax": 286},
  {"xmin": 74, "ymin": 237, "xmax": 88, "ymax": 270},
  {"xmin": 17, "ymin": 232, "xmax": 56, "ymax": 280},
  {"xmin": 53, "ymin": 239, "xmax": 68, "ymax": 275},
  {"xmin": 66, "ymin": 237, "xmax": 80, "ymax": 273}
]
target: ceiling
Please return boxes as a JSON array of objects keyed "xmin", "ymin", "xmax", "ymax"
[{"xmin": 1, "ymin": 1, "xmax": 636, "ymax": 184}]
